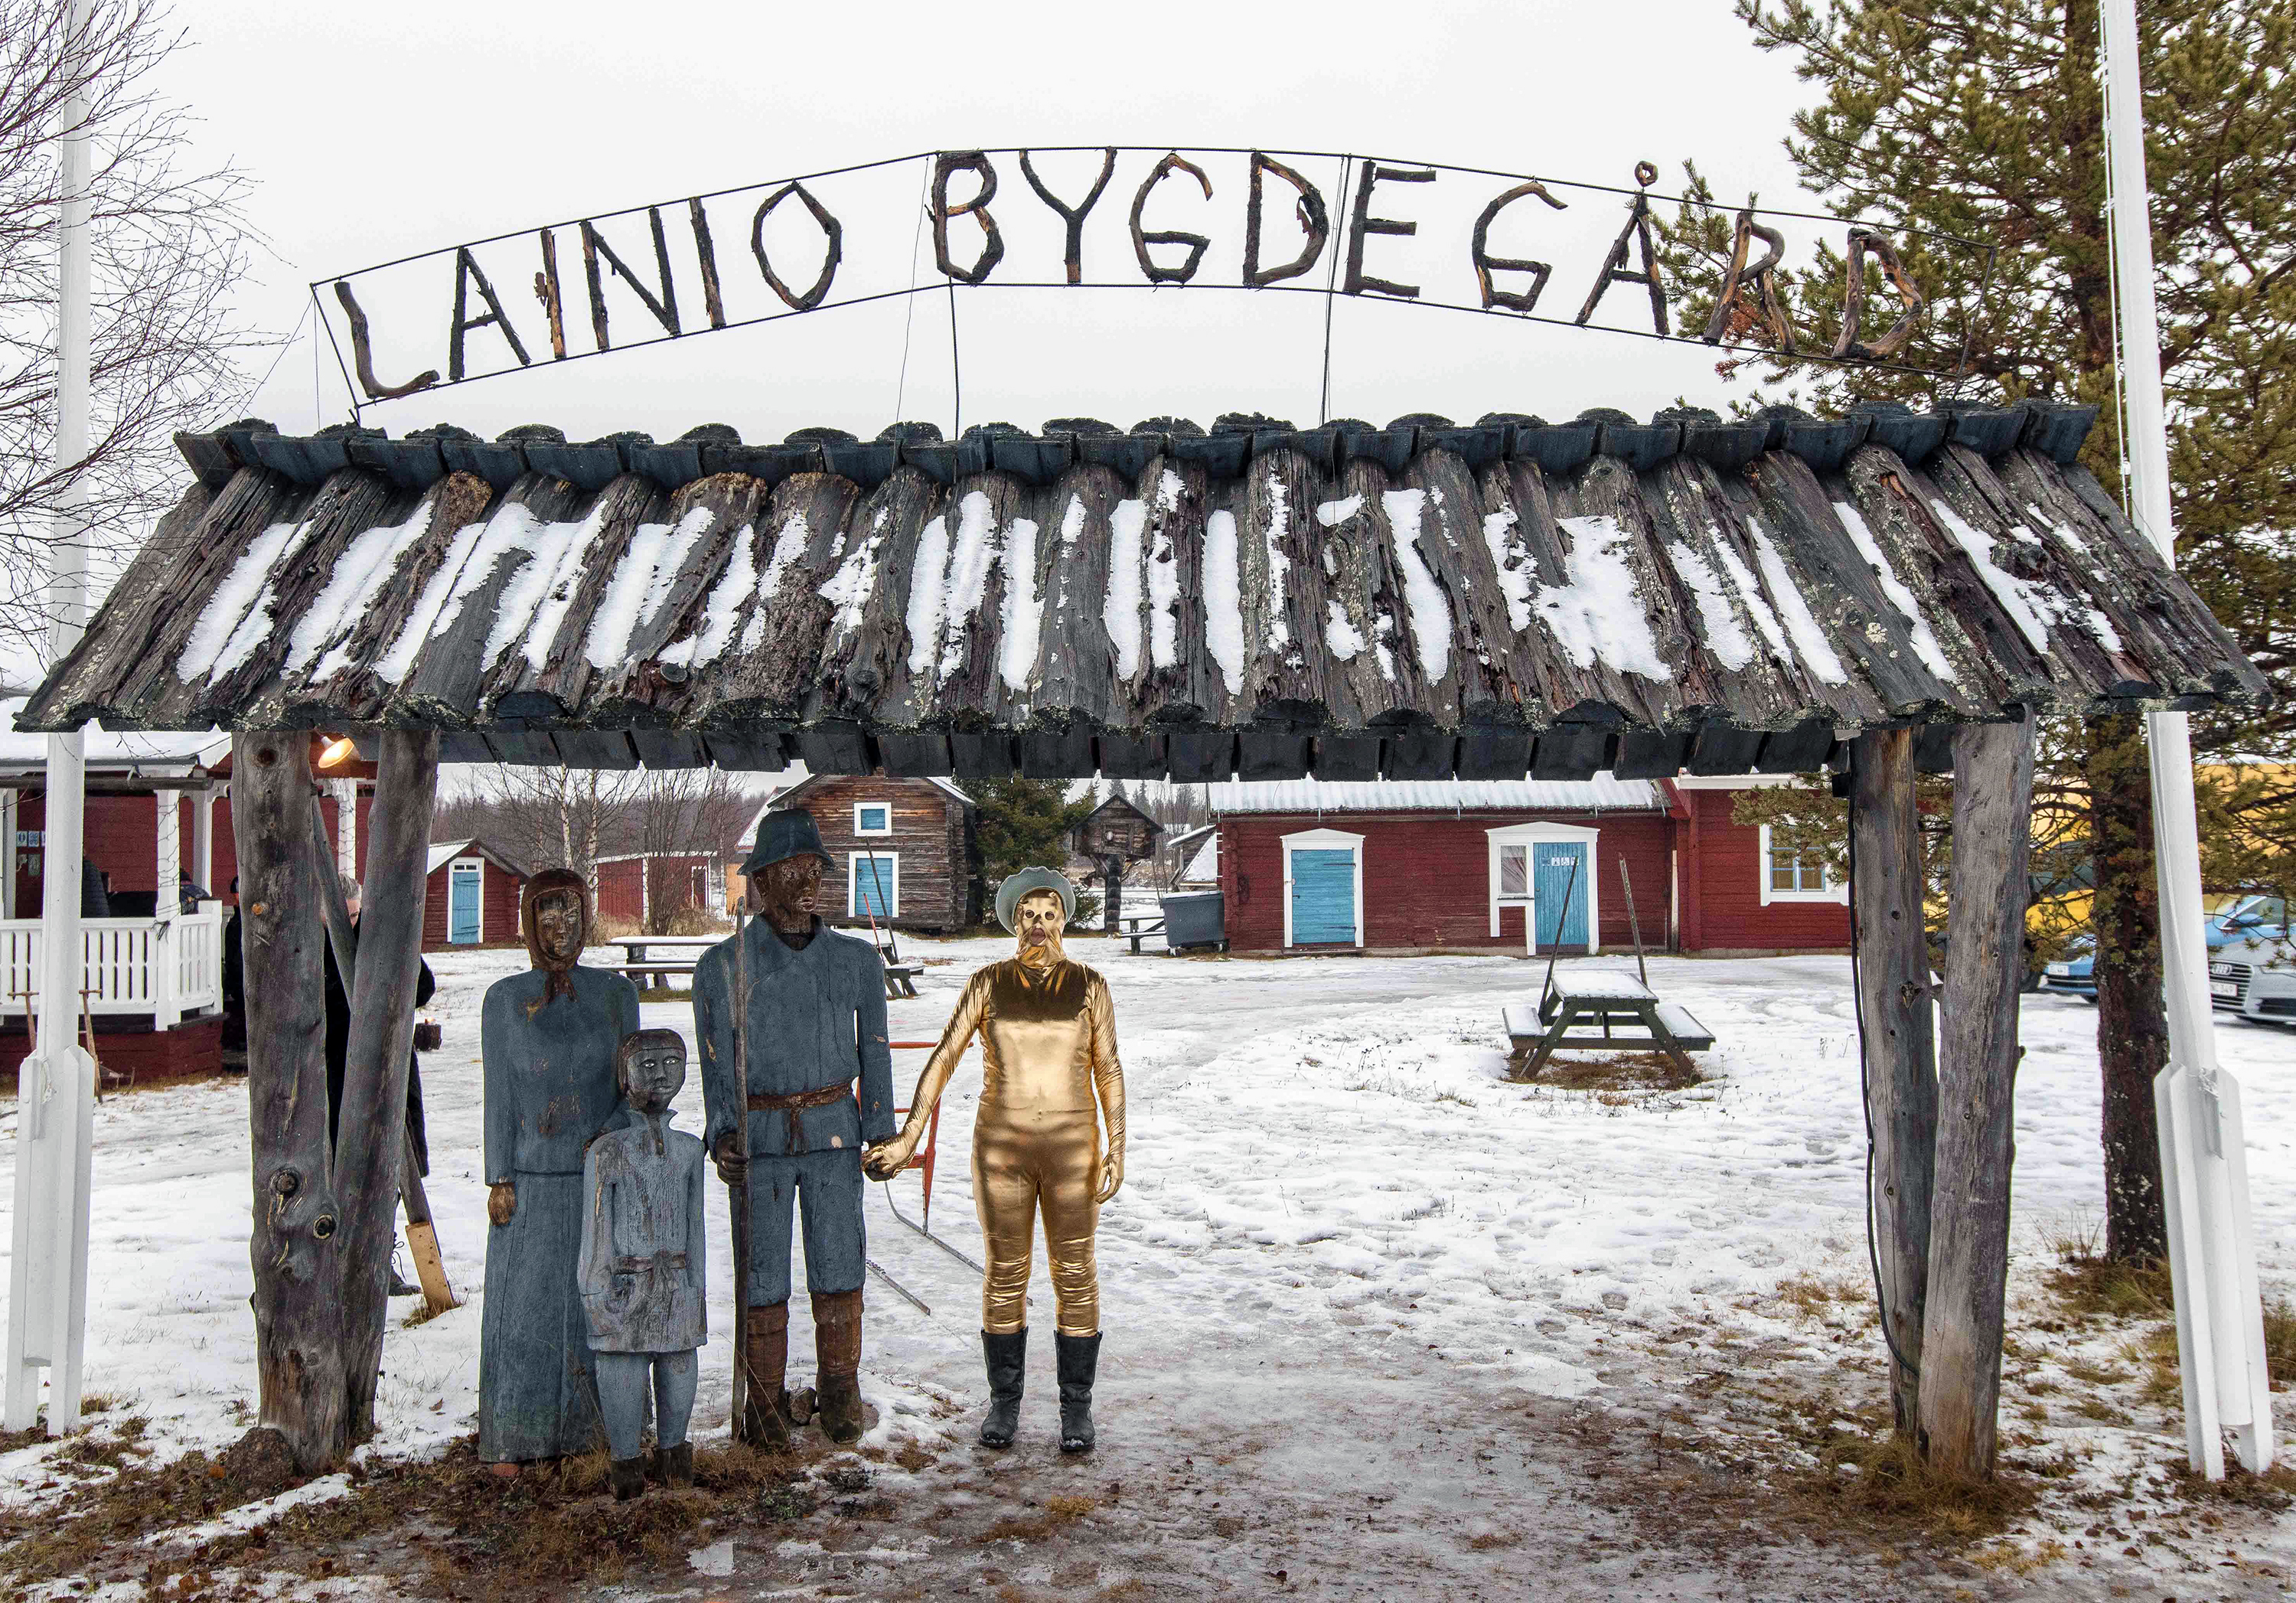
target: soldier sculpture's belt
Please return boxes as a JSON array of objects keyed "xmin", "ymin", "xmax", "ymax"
[{"xmin": 746, "ymin": 1082, "xmax": 853, "ymax": 1148}]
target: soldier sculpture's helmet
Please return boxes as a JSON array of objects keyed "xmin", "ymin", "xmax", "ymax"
[
  {"xmin": 742, "ymin": 808, "xmax": 837, "ymax": 878},
  {"xmin": 995, "ymin": 867, "xmax": 1076, "ymax": 932}
]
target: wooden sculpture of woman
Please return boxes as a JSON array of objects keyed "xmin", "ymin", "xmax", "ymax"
[
  {"xmin": 478, "ymin": 869, "xmax": 641, "ymax": 1473},
  {"xmin": 865, "ymin": 868, "xmax": 1126, "ymax": 1453}
]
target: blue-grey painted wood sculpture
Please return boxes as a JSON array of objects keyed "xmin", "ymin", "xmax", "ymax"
[
  {"xmin": 478, "ymin": 868, "xmax": 641, "ymax": 1471},
  {"xmin": 694, "ymin": 807, "xmax": 895, "ymax": 1447},
  {"xmin": 581, "ymin": 1027, "xmax": 707, "ymax": 1499}
]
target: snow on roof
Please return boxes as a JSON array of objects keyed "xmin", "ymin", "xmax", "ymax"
[
  {"xmin": 1180, "ymin": 831, "xmax": 1218, "ymax": 883},
  {"xmin": 426, "ymin": 838, "xmax": 529, "ymax": 878},
  {"xmin": 16, "ymin": 407, "xmax": 2262, "ymax": 785},
  {"xmin": 1205, "ymin": 775, "xmax": 1663, "ymax": 814},
  {"xmin": 0, "ymin": 697, "xmax": 225, "ymax": 772}
]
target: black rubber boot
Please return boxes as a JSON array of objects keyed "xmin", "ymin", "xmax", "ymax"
[
  {"xmin": 656, "ymin": 1441, "xmax": 693, "ymax": 1488},
  {"xmin": 608, "ymin": 1456, "xmax": 647, "ymax": 1501},
  {"xmin": 979, "ymin": 1329, "xmax": 1027, "ymax": 1448},
  {"xmin": 1055, "ymin": 1331, "xmax": 1101, "ymax": 1454}
]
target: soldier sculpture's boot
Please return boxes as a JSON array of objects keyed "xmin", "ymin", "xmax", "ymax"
[
  {"xmin": 608, "ymin": 1456, "xmax": 647, "ymax": 1500},
  {"xmin": 654, "ymin": 1441, "xmax": 694, "ymax": 1488},
  {"xmin": 812, "ymin": 1288, "xmax": 866, "ymax": 1444},
  {"xmin": 980, "ymin": 1329, "xmax": 1027, "ymax": 1448},
  {"xmin": 742, "ymin": 1303, "xmax": 794, "ymax": 1448},
  {"xmin": 1055, "ymin": 1330, "xmax": 1101, "ymax": 1454}
]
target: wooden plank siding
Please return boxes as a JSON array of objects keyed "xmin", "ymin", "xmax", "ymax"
[
  {"xmin": 1215, "ymin": 810, "xmax": 1674, "ymax": 955},
  {"xmin": 755, "ymin": 776, "xmax": 978, "ymax": 933},
  {"xmin": 18, "ymin": 410, "xmax": 2262, "ymax": 783},
  {"xmin": 1675, "ymin": 789, "xmax": 1851, "ymax": 954}
]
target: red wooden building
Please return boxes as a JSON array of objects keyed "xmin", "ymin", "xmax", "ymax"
[
  {"xmin": 1207, "ymin": 775, "xmax": 1848, "ymax": 957},
  {"xmin": 422, "ymin": 839, "xmax": 530, "ymax": 947},
  {"xmin": 592, "ymin": 850, "xmax": 724, "ymax": 929}
]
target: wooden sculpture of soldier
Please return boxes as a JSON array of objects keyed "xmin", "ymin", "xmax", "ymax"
[
  {"xmin": 867, "ymin": 868, "xmax": 1127, "ymax": 1453},
  {"xmin": 478, "ymin": 869, "xmax": 641, "ymax": 1473},
  {"xmin": 580, "ymin": 1028, "xmax": 708, "ymax": 1500},
  {"xmin": 696, "ymin": 808, "xmax": 895, "ymax": 1446}
]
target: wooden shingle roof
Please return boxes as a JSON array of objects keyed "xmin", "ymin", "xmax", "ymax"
[{"xmin": 15, "ymin": 404, "xmax": 2263, "ymax": 782}]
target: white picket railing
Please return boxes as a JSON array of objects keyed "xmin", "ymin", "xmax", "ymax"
[{"xmin": 0, "ymin": 903, "xmax": 223, "ymax": 1027}]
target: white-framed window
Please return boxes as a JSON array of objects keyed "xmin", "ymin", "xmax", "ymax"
[
  {"xmin": 849, "ymin": 851, "xmax": 899, "ymax": 919},
  {"xmin": 1757, "ymin": 824, "xmax": 1848, "ymax": 906},
  {"xmin": 853, "ymin": 802, "xmax": 893, "ymax": 837}
]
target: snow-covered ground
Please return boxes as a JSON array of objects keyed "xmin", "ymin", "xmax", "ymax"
[{"xmin": 2, "ymin": 939, "xmax": 2289, "ymax": 1598}]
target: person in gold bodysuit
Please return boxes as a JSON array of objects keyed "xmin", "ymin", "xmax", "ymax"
[{"xmin": 865, "ymin": 868, "xmax": 1126, "ymax": 1452}]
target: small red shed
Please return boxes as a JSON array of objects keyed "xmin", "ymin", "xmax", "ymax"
[{"xmin": 423, "ymin": 839, "xmax": 529, "ymax": 949}]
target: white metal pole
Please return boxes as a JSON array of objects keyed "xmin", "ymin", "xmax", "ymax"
[
  {"xmin": 2102, "ymin": 0, "xmax": 2274, "ymax": 1477},
  {"xmin": 5, "ymin": 0, "xmax": 99, "ymax": 1436}
]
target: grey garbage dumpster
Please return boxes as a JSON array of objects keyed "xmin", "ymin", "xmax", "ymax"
[{"xmin": 1161, "ymin": 890, "xmax": 1226, "ymax": 952}]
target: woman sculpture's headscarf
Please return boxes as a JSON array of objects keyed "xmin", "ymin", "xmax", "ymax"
[{"xmin": 522, "ymin": 867, "xmax": 590, "ymax": 1004}]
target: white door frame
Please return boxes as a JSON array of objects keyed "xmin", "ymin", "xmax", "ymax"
[
  {"xmin": 451, "ymin": 857, "xmax": 484, "ymax": 942},
  {"xmin": 849, "ymin": 850, "xmax": 900, "ymax": 919},
  {"xmin": 1485, "ymin": 821, "xmax": 1601, "ymax": 953},
  {"xmin": 1280, "ymin": 827, "xmax": 1365, "ymax": 948}
]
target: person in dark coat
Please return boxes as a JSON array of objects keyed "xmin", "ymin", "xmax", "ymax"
[
  {"xmin": 479, "ymin": 869, "xmax": 640, "ymax": 1472},
  {"xmin": 220, "ymin": 877, "xmax": 246, "ymax": 1054},
  {"xmin": 322, "ymin": 875, "xmax": 435, "ymax": 1176},
  {"xmin": 79, "ymin": 856, "xmax": 108, "ymax": 918}
]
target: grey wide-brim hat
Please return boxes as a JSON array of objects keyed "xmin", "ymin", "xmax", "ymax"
[
  {"xmin": 995, "ymin": 867, "xmax": 1076, "ymax": 932},
  {"xmin": 742, "ymin": 807, "xmax": 836, "ymax": 877}
]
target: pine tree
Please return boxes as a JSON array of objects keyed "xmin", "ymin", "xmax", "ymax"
[
  {"xmin": 967, "ymin": 773, "xmax": 1097, "ymax": 899},
  {"xmin": 1659, "ymin": 0, "xmax": 2296, "ymax": 1264}
]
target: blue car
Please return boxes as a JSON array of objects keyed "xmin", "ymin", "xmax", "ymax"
[{"xmin": 2040, "ymin": 896, "xmax": 2288, "ymax": 1004}]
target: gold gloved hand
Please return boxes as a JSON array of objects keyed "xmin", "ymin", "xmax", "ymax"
[
  {"xmin": 488, "ymin": 1180, "xmax": 517, "ymax": 1226},
  {"xmin": 1095, "ymin": 1148, "xmax": 1124, "ymax": 1204},
  {"xmin": 863, "ymin": 1135, "xmax": 916, "ymax": 1181}
]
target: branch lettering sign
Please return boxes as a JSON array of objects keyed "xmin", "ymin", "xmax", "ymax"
[{"xmin": 316, "ymin": 147, "xmax": 1989, "ymax": 406}]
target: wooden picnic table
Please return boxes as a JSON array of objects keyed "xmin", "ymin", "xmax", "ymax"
[
  {"xmin": 1117, "ymin": 913, "xmax": 1166, "ymax": 955},
  {"xmin": 598, "ymin": 934, "xmax": 716, "ymax": 991},
  {"xmin": 1503, "ymin": 968, "xmax": 1713, "ymax": 1082}
]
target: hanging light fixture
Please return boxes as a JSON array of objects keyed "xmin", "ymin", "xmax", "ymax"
[{"xmin": 317, "ymin": 734, "xmax": 357, "ymax": 770}]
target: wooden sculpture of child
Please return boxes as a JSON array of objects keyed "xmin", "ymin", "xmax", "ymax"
[{"xmin": 579, "ymin": 1027, "xmax": 709, "ymax": 1500}]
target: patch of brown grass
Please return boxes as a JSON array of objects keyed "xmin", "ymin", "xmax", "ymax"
[
  {"xmin": 2042, "ymin": 1229, "xmax": 2172, "ymax": 1323},
  {"xmin": 1774, "ymin": 1274, "xmax": 1870, "ymax": 1322},
  {"xmin": 1524, "ymin": 1052, "xmax": 1702, "ymax": 1092},
  {"xmin": 2264, "ymin": 1295, "xmax": 2295, "ymax": 1390},
  {"xmin": 1782, "ymin": 1425, "xmax": 2039, "ymax": 1543},
  {"xmin": 977, "ymin": 1491, "xmax": 1101, "ymax": 1545},
  {"xmin": 2170, "ymin": 1459, "xmax": 2296, "ymax": 1512},
  {"xmin": 2, "ymin": 1430, "xmax": 923, "ymax": 1601}
]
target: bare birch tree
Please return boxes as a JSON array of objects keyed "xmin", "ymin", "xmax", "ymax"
[{"xmin": 2, "ymin": 0, "xmax": 262, "ymax": 669}]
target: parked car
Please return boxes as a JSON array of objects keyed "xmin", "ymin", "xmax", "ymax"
[{"xmin": 2039, "ymin": 895, "xmax": 2290, "ymax": 1005}]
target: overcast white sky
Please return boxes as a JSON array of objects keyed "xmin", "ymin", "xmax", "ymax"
[{"xmin": 161, "ymin": 0, "xmax": 1825, "ymax": 446}]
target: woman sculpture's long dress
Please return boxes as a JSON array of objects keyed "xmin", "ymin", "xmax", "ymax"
[{"xmin": 478, "ymin": 963, "xmax": 640, "ymax": 1462}]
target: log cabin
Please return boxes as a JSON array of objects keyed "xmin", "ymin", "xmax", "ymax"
[{"xmin": 732, "ymin": 775, "xmax": 978, "ymax": 933}]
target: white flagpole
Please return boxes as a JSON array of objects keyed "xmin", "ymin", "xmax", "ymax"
[
  {"xmin": 2102, "ymin": 0, "xmax": 2274, "ymax": 1478},
  {"xmin": 4, "ymin": 0, "xmax": 99, "ymax": 1436}
]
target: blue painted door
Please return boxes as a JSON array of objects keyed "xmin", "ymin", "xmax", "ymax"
[
  {"xmin": 448, "ymin": 861, "xmax": 481, "ymax": 944},
  {"xmin": 1532, "ymin": 843, "xmax": 1590, "ymax": 951},
  {"xmin": 853, "ymin": 854, "xmax": 895, "ymax": 919},
  {"xmin": 1290, "ymin": 848, "xmax": 1357, "ymax": 945}
]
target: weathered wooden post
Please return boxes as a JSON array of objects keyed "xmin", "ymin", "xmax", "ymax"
[
  {"xmin": 1918, "ymin": 713, "xmax": 2037, "ymax": 1478},
  {"xmin": 332, "ymin": 730, "xmax": 439, "ymax": 1438},
  {"xmin": 1849, "ymin": 728, "xmax": 1936, "ymax": 1435},
  {"xmin": 233, "ymin": 731, "xmax": 347, "ymax": 1471}
]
